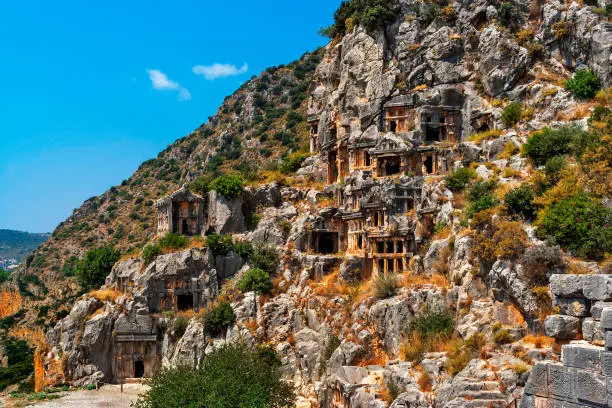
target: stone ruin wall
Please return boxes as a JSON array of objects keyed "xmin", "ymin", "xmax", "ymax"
[{"xmin": 522, "ymin": 274, "xmax": 612, "ymax": 407}]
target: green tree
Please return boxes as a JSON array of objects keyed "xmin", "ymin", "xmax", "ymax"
[
  {"xmin": 498, "ymin": 1, "xmax": 519, "ymax": 27},
  {"xmin": 538, "ymin": 192, "xmax": 611, "ymax": 259},
  {"xmin": 238, "ymin": 268, "xmax": 273, "ymax": 294},
  {"xmin": 504, "ymin": 184, "xmax": 536, "ymax": 220},
  {"xmin": 76, "ymin": 246, "xmax": 120, "ymax": 290},
  {"xmin": 205, "ymin": 233, "xmax": 235, "ymax": 256},
  {"xmin": 210, "ymin": 174, "xmax": 244, "ymax": 200},
  {"xmin": 501, "ymin": 102, "xmax": 522, "ymax": 127},
  {"xmin": 565, "ymin": 69, "xmax": 600, "ymax": 99},
  {"xmin": 279, "ymin": 152, "xmax": 309, "ymax": 174},
  {"xmin": 203, "ymin": 301, "xmax": 236, "ymax": 336},
  {"xmin": 142, "ymin": 244, "xmax": 162, "ymax": 264},
  {"xmin": 445, "ymin": 167, "xmax": 475, "ymax": 191},
  {"xmin": 544, "ymin": 156, "xmax": 566, "ymax": 183},
  {"xmin": 523, "ymin": 127, "xmax": 571, "ymax": 166},
  {"xmin": 135, "ymin": 344, "xmax": 294, "ymax": 408},
  {"xmin": 250, "ymin": 245, "xmax": 279, "ymax": 275},
  {"xmin": 468, "ymin": 181, "xmax": 498, "ymax": 215}
]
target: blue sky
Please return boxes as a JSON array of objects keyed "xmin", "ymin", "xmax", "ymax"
[{"xmin": 0, "ymin": 0, "xmax": 339, "ymax": 233}]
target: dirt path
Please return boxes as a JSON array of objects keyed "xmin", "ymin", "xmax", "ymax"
[{"xmin": 3, "ymin": 384, "xmax": 147, "ymax": 408}]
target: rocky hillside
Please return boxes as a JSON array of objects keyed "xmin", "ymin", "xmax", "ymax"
[
  {"xmin": 0, "ymin": 230, "xmax": 49, "ymax": 264},
  {"xmin": 2, "ymin": 0, "xmax": 612, "ymax": 407}
]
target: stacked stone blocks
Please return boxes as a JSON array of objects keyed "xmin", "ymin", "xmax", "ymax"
[{"xmin": 521, "ymin": 275, "xmax": 612, "ymax": 407}]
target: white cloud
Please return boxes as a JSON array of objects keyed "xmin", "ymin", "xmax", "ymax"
[
  {"xmin": 147, "ymin": 69, "xmax": 190, "ymax": 101},
  {"xmin": 192, "ymin": 63, "xmax": 248, "ymax": 80},
  {"xmin": 178, "ymin": 88, "xmax": 191, "ymax": 101}
]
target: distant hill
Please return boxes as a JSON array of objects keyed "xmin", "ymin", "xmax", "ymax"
[{"xmin": 0, "ymin": 229, "xmax": 50, "ymax": 263}]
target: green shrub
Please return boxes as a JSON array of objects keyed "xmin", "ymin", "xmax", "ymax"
[
  {"xmin": 188, "ymin": 174, "xmax": 215, "ymax": 197},
  {"xmin": 76, "ymin": 246, "xmax": 120, "ymax": 290},
  {"xmin": 210, "ymin": 174, "xmax": 244, "ymax": 200},
  {"xmin": 158, "ymin": 233, "xmax": 188, "ymax": 250},
  {"xmin": 419, "ymin": 2, "xmax": 440, "ymax": 24},
  {"xmin": 245, "ymin": 211, "xmax": 261, "ymax": 230},
  {"xmin": 538, "ymin": 192, "xmax": 611, "ymax": 259},
  {"xmin": 445, "ymin": 167, "xmax": 475, "ymax": 191},
  {"xmin": 250, "ymin": 245, "xmax": 279, "ymax": 275},
  {"xmin": 544, "ymin": 156, "xmax": 566, "ymax": 182},
  {"xmin": 279, "ymin": 153, "xmax": 309, "ymax": 174},
  {"xmin": 134, "ymin": 344, "xmax": 294, "ymax": 408},
  {"xmin": 374, "ymin": 274, "xmax": 397, "ymax": 299},
  {"xmin": 0, "ymin": 337, "xmax": 33, "ymax": 391},
  {"xmin": 330, "ymin": 0, "xmax": 396, "ymax": 37},
  {"xmin": 324, "ymin": 334, "xmax": 341, "ymax": 360},
  {"xmin": 203, "ymin": 301, "xmax": 236, "ymax": 336},
  {"xmin": 238, "ymin": 268, "xmax": 273, "ymax": 294},
  {"xmin": 523, "ymin": 126, "xmax": 592, "ymax": 166},
  {"xmin": 142, "ymin": 244, "xmax": 162, "ymax": 264},
  {"xmin": 565, "ymin": 69, "xmax": 600, "ymax": 99},
  {"xmin": 408, "ymin": 309, "xmax": 454, "ymax": 341},
  {"xmin": 498, "ymin": 1, "xmax": 519, "ymax": 27},
  {"xmin": 0, "ymin": 269, "xmax": 10, "ymax": 283},
  {"xmin": 492, "ymin": 328, "xmax": 514, "ymax": 345},
  {"xmin": 501, "ymin": 102, "xmax": 522, "ymax": 127},
  {"xmin": 205, "ymin": 233, "xmax": 235, "ymax": 256},
  {"xmin": 173, "ymin": 316, "xmax": 189, "ymax": 337},
  {"xmin": 235, "ymin": 240, "xmax": 254, "ymax": 259},
  {"xmin": 468, "ymin": 181, "xmax": 498, "ymax": 215},
  {"xmin": 504, "ymin": 184, "xmax": 536, "ymax": 220}
]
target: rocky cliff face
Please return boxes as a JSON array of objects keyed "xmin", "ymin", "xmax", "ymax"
[{"xmin": 4, "ymin": 0, "xmax": 612, "ymax": 407}]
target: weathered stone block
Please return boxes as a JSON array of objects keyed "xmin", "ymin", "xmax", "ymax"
[
  {"xmin": 555, "ymin": 298, "xmax": 589, "ymax": 317},
  {"xmin": 600, "ymin": 308, "xmax": 612, "ymax": 330},
  {"xmin": 550, "ymin": 275, "xmax": 584, "ymax": 298},
  {"xmin": 606, "ymin": 331, "xmax": 612, "ymax": 351},
  {"xmin": 574, "ymin": 369, "xmax": 606, "ymax": 405},
  {"xmin": 545, "ymin": 315, "xmax": 581, "ymax": 340},
  {"xmin": 561, "ymin": 343, "xmax": 602, "ymax": 372},
  {"xmin": 582, "ymin": 318, "xmax": 604, "ymax": 343},
  {"xmin": 602, "ymin": 352, "xmax": 612, "ymax": 377},
  {"xmin": 591, "ymin": 301, "xmax": 612, "ymax": 320},
  {"xmin": 583, "ymin": 275, "xmax": 612, "ymax": 301},
  {"xmin": 548, "ymin": 364, "xmax": 574, "ymax": 400},
  {"xmin": 524, "ymin": 362, "xmax": 549, "ymax": 397}
]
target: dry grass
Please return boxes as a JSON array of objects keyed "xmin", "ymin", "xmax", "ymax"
[
  {"xmin": 513, "ymin": 361, "xmax": 530, "ymax": 375},
  {"xmin": 467, "ymin": 129, "xmax": 503, "ymax": 144},
  {"xmin": 534, "ymin": 69, "xmax": 567, "ymax": 87},
  {"xmin": 89, "ymin": 288, "xmax": 122, "ymax": 302},
  {"xmin": 594, "ymin": 88, "xmax": 611, "ymax": 105},
  {"xmin": 312, "ymin": 269, "xmax": 347, "ymax": 297},
  {"xmin": 556, "ymin": 104, "xmax": 592, "ymax": 121},
  {"xmin": 498, "ymin": 142, "xmax": 519, "ymax": 160},
  {"xmin": 417, "ymin": 370, "xmax": 433, "ymax": 392},
  {"xmin": 410, "ymin": 84, "xmax": 428, "ymax": 93},
  {"xmin": 401, "ymin": 272, "xmax": 450, "ymax": 290},
  {"xmin": 503, "ymin": 167, "xmax": 520, "ymax": 178},
  {"xmin": 187, "ymin": 236, "xmax": 206, "ymax": 249},
  {"xmin": 89, "ymin": 306, "xmax": 105, "ymax": 319},
  {"xmin": 522, "ymin": 334, "xmax": 554, "ymax": 349},
  {"xmin": 257, "ymin": 170, "xmax": 288, "ymax": 186},
  {"xmin": 568, "ymin": 261, "xmax": 594, "ymax": 275},
  {"xmin": 243, "ymin": 318, "xmax": 258, "ymax": 335}
]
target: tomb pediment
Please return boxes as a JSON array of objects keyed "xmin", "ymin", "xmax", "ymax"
[{"xmin": 371, "ymin": 133, "xmax": 413, "ymax": 154}]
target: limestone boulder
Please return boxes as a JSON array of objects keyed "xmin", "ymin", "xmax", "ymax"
[
  {"xmin": 206, "ymin": 190, "xmax": 245, "ymax": 234},
  {"xmin": 477, "ymin": 27, "xmax": 530, "ymax": 96}
]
